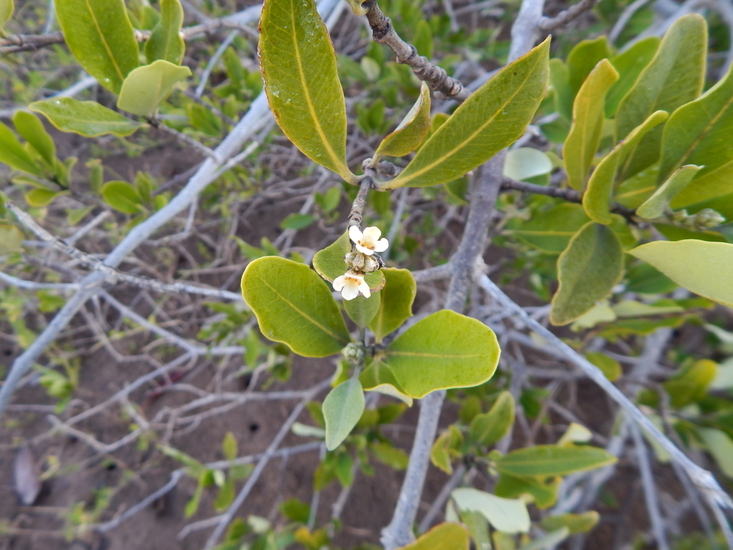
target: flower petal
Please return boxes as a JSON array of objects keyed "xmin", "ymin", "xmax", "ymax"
[
  {"xmin": 358, "ymin": 279, "xmax": 371, "ymax": 298},
  {"xmin": 355, "ymin": 244, "xmax": 375, "ymax": 255},
  {"xmin": 333, "ymin": 275, "xmax": 346, "ymax": 291},
  {"xmin": 348, "ymin": 225, "xmax": 362, "ymax": 244},
  {"xmin": 342, "ymin": 284, "xmax": 359, "ymax": 300},
  {"xmin": 363, "ymin": 226, "xmax": 382, "ymax": 242},
  {"xmin": 373, "ymin": 238, "xmax": 389, "ymax": 252}
]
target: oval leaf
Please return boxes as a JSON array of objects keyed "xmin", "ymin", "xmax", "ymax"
[
  {"xmin": 259, "ymin": 0, "xmax": 354, "ymax": 182},
  {"xmin": 541, "ymin": 512, "xmax": 599, "ymax": 535},
  {"xmin": 564, "ymin": 59, "xmax": 619, "ymax": 191},
  {"xmin": 25, "ymin": 188, "xmax": 61, "ymax": 208},
  {"xmin": 12, "ymin": 111, "xmax": 55, "ymax": 166},
  {"xmin": 359, "ymin": 359, "xmax": 413, "ymax": 406},
  {"xmin": 495, "ymin": 445, "xmax": 617, "ymax": 476},
  {"xmin": 101, "ymin": 181, "xmax": 144, "ymax": 214},
  {"xmin": 144, "ymin": 0, "xmax": 185, "ymax": 65},
  {"xmin": 503, "ymin": 147, "xmax": 553, "ymax": 182},
  {"xmin": 628, "ymin": 240, "xmax": 733, "ymax": 307},
  {"xmin": 241, "ymin": 257, "xmax": 351, "ymax": 357},
  {"xmin": 55, "ymin": 0, "xmax": 139, "ymax": 94},
  {"xmin": 312, "ymin": 231, "xmax": 385, "ymax": 291},
  {"xmin": 0, "ymin": 121, "xmax": 42, "ymax": 175},
  {"xmin": 117, "ymin": 60, "xmax": 191, "ymax": 117},
  {"xmin": 452, "ymin": 488, "xmax": 530, "ymax": 534},
  {"xmin": 468, "ymin": 391, "xmax": 515, "ymax": 446},
  {"xmin": 368, "ymin": 268, "xmax": 416, "ymax": 342},
  {"xmin": 384, "ymin": 310, "xmax": 500, "ymax": 399},
  {"xmin": 636, "ymin": 164, "xmax": 702, "ymax": 219},
  {"xmin": 0, "ymin": 223, "xmax": 24, "ymax": 254},
  {"xmin": 30, "ymin": 98, "xmax": 143, "ymax": 137},
  {"xmin": 550, "ymin": 222, "xmax": 624, "ymax": 326},
  {"xmin": 397, "ymin": 523, "xmax": 470, "ymax": 550},
  {"xmin": 506, "ymin": 203, "xmax": 590, "ymax": 254},
  {"xmin": 383, "ymin": 38, "xmax": 550, "ymax": 189},
  {"xmin": 343, "ymin": 292, "xmax": 381, "ymax": 328},
  {"xmin": 373, "ymin": 82, "xmax": 431, "ymax": 163},
  {"xmin": 323, "ymin": 377, "xmax": 365, "ymax": 450}
]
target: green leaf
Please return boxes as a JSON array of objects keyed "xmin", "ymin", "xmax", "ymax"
[
  {"xmin": 25, "ymin": 188, "xmax": 61, "ymax": 207},
  {"xmin": 359, "ymin": 359, "xmax": 413, "ymax": 406},
  {"xmin": 495, "ymin": 444, "xmax": 617, "ymax": 476},
  {"xmin": 259, "ymin": 0, "xmax": 354, "ymax": 182},
  {"xmin": 344, "ymin": 0, "xmax": 368, "ymax": 16},
  {"xmin": 0, "ymin": 223, "xmax": 23, "ymax": 254},
  {"xmin": 506, "ymin": 203, "xmax": 590, "ymax": 254},
  {"xmin": 117, "ymin": 60, "xmax": 191, "ymax": 117},
  {"xmin": 0, "ymin": 0, "xmax": 13, "ymax": 31},
  {"xmin": 279, "ymin": 213, "xmax": 316, "ymax": 230},
  {"xmin": 384, "ymin": 310, "xmax": 500, "ymax": 399},
  {"xmin": 144, "ymin": 0, "xmax": 185, "ymax": 64},
  {"xmin": 697, "ymin": 428, "xmax": 733, "ymax": 478},
  {"xmin": 468, "ymin": 391, "xmax": 515, "ymax": 447},
  {"xmin": 414, "ymin": 19, "xmax": 433, "ymax": 59},
  {"xmin": 567, "ymin": 37, "xmax": 612, "ymax": 97},
  {"xmin": 664, "ymin": 359, "xmax": 717, "ymax": 407},
  {"xmin": 222, "ymin": 432, "xmax": 238, "ymax": 461},
  {"xmin": 430, "ymin": 427, "xmax": 459, "ymax": 474},
  {"xmin": 323, "ymin": 377, "xmax": 364, "ymax": 450},
  {"xmin": 344, "ymin": 293, "xmax": 381, "ymax": 328},
  {"xmin": 564, "ymin": 60, "xmax": 619, "ymax": 191},
  {"xmin": 241, "ymin": 257, "xmax": 351, "ymax": 357},
  {"xmin": 12, "ymin": 111, "xmax": 55, "ymax": 166},
  {"xmin": 615, "ymin": 14, "xmax": 707, "ymax": 179},
  {"xmin": 503, "ymin": 147, "xmax": 552, "ymax": 182},
  {"xmin": 102, "ymin": 181, "xmax": 143, "ymax": 214},
  {"xmin": 55, "ymin": 0, "xmax": 139, "ymax": 94},
  {"xmin": 368, "ymin": 268, "xmax": 416, "ymax": 342},
  {"xmin": 550, "ymin": 223, "xmax": 624, "ymax": 325},
  {"xmin": 636, "ymin": 164, "xmax": 702, "ymax": 219},
  {"xmin": 280, "ymin": 498, "xmax": 311, "ymax": 523},
  {"xmin": 670, "ymin": 159, "xmax": 733, "ymax": 208},
  {"xmin": 605, "ymin": 37, "xmax": 660, "ymax": 118},
  {"xmin": 541, "ymin": 512, "xmax": 599, "ymax": 535},
  {"xmin": 370, "ymin": 441, "xmax": 409, "ymax": 470},
  {"xmin": 373, "ymin": 82, "xmax": 431, "ymax": 163},
  {"xmin": 494, "ymin": 473, "xmax": 560, "ymax": 509},
  {"xmin": 30, "ymin": 98, "xmax": 143, "ymax": 137},
  {"xmin": 397, "ymin": 523, "xmax": 470, "ymax": 550},
  {"xmin": 452, "ymin": 488, "xmax": 530, "ymax": 534},
  {"xmin": 583, "ymin": 111, "xmax": 668, "ymax": 224},
  {"xmin": 629, "ymin": 240, "xmax": 733, "ymax": 307},
  {"xmin": 549, "ymin": 58, "xmax": 573, "ymax": 121},
  {"xmin": 312, "ymin": 231, "xmax": 385, "ymax": 291},
  {"xmin": 520, "ymin": 528, "xmax": 570, "ymax": 550},
  {"xmin": 383, "ymin": 38, "xmax": 550, "ymax": 189},
  {"xmin": 459, "ymin": 510, "xmax": 492, "ymax": 550},
  {"xmin": 584, "ymin": 351, "xmax": 621, "ymax": 381},
  {"xmin": 0, "ymin": 121, "xmax": 42, "ymax": 176}
]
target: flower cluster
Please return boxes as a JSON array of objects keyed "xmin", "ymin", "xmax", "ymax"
[{"xmin": 333, "ymin": 226, "xmax": 389, "ymax": 301}]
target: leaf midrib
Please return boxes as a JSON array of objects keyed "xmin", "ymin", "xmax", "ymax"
[{"xmin": 84, "ymin": 0, "xmax": 126, "ymax": 83}]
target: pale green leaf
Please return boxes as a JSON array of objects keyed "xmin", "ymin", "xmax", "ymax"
[
  {"xmin": 567, "ymin": 37, "xmax": 612, "ymax": 97},
  {"xmin": 414, "ymin": 19, "xmax": 433, "ymax": 59},
  {"xmin": 343, "ymin": 292, "xmax": 381, "ymax": 328},
  {"xmin": 584, "ymin": 351, "xmax": 621, "ymax": 381},
  {"xmin": 0, "ymin": 223, "xmax": 23, "ymax": 254},
  {"xmin": 259, "ymin": 0, "xmax": 354, "ymax": 182},
  {"xmin": 550, "ymin": 222, "xmax": 624, "ymax": 325},
  {"xmin": 664, "ymin": 359, "xmax": 717, "ymax": 407},
  {"xmin": 30, "ymin": 98, "xmax": 143, "ymax": 137},
  {"xmin": 12, "ymin": 111, "xmax": 55, "ymax": 166},
  {"xmin": 468, "ymin": 391, "xmax": 515, "ymax": 447},
  {"xmin": 494, "ymin": 473, "xmax": 560, "ymax": 509},
  {"xmin": 452, "ymin": 488, "xmax": 530, "ymax": 534},
  {"xmin": 605, "ymin": 37, "xmax": 660, "ymax": 118},
  {"xmin": 0, "ymin": 121, "xmax": 42, "ymax": 175},
  {"xmin": 541, "ymin": 512, "xmax": 599, "ymax": 535},
  {"xmin": 384, "ymin": 310, "xmax": 500, "ymax": 398},
  {"xmin": 615, "ymin": 14, "xmax": 707, "ymax": 179},
  {"xmin": 583, "ymin": 110, "xmax": 668, "ymax": 224},
  {"xmin": 564, "ymin": 59, "xmax": 619, "ymax": 191},
  {"xmin": 323, "ymin": 377, "xmax": 364, "ymax": 450},
  {"xmin": 344, "ymin": 0, "xmax": 368, "ymax": 16},
  {"xmin": 503, "ymin": 147, "xmax": 553, "ymax": 182},
  {"xmin": 698, "ymin": 428, "xmax": 733, "ymax": 478},
  {"xmin": 222, "ymin": 432, "xmax": 237, "ymax": 461},
  {"xmin": 368, "ymin": 268, "xmax": 416, "ymax": 342},
  {"xmin": 459, "ymin": 510, "xmax": 492, "ymax": 550},
  {"xmin": 145, "ymin": 0, "xmax": 185, "ymax": 64},
  {"xmin": 628, "ymin": 240, "xmax": 733, "ymax": 307},
  {"xmin": 102, "ymin": 181, "xmax": 144, "ymax": 214},
  {"xmin": 670, "ymin": 158, "xmax": 733, "ymax": 208},
  {"xmin": 25, "ymin": 188, "xmax": 61, "ymax": 207},
  {"xmin": 117, "ymin": 60, "xmax": 191, "ymax": 117},
  {"xmin": 636, "ymin": 165, "xmax": 702, "ymax": 219},
  {"xmin": 0, "ymin": 0, "xmax": 13, "ymax": 30},
  {"xmin": 549, "ymin": 58, "xmax": 573, "ymax": 120},
  {"xmin": 557, "ymin": 422, "xmax": 593, "ymax": 446},
  {"xmin": 506, "ymin": 203, "xmax": 590, "ymax": 254},
  {"xmin": 397, "ymin": 523, "xmax": 470, "ymax": 550},
  {"xmin": 373, "ymin": 82, "xmax": 431, "ymax": 163},
  {"xmin": 312, "ymin": 231, "xmax": 385, "ymax": 291},
  {"xmin": 520, "ymin": 528, "xmax": 570, "ymax": 550},
  {"xmin": 359, "ymin": 359, "xmax": 413, "ymax": 406},
  {"xmin": 55, "ymin": 0, "xmax": 139, "ymax": 94},
  {"xmin": 495, "ymin": 444, "xmax": 617, "ymax": 476},
  {"xmin": 241, "ymin": 257, "xmax": 351, "ymax": 357},
  {"xmin": 383, "ymin": 38, "xmax": 550, "ymax": 189}
]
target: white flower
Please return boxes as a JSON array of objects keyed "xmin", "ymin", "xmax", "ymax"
[
  {"xmin": 333, "ymin": 270, "xmax": 371, "ymax": 300},
  {"xmin": 348, "ymin": 225, "xmax": 389, "ymax": 256}
]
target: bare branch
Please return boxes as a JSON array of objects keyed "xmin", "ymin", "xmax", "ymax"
[{"xmin": 538, "ymin": 0, "xmax": 600, "ymax": 31}]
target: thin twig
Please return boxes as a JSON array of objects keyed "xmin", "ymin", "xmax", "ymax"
[{"xmin": 538, "ymin": 0, "xmax": 600, "ymax": 31}]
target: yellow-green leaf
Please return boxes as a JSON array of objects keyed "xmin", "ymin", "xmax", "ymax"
[
  {"xmin": 259, "ymin": 0, "xmax": 354, "ymax": 182},
  {"xmin": 55, "ymin": 0, "xmax": 139, "ymax": 94},
  {"xmin": 0, "ymin": 223, "xmax": 22, "ymax": 253},
  {"xmin": 30, "ymin": 98, "xmax": 143, "ymax": 137},
  {"xmin": 382, "ymin": 38, "xmax": 550, "ymax": 189},
  {"xmin": 343, "ymin": 293, "xmax": 381, "ymax": 328},
  {"xmin": 117, "ymin": 60, "xmax": 191, "ymax": 117},
  {"xmin": 550, "ymin": 222, "xmax": 624, "ymax": 325},
  {"xmin": 495, "ymin": 445, "xmax": 616, "ymax": 476},
  {"xmin": 452, "ymin": 488, "xmax": 530, "ymax": 534},
  {"xmin": 564, "ymin": 59, "xmax": 619, "ymax": 191},
  {"xmin": 25, "ymin": 188, "xmax": 61, "ymax": 207},
  {"xmin": 344, "ymin": 0, "xmax": 368, "ymax": 16},
  {"xmin": 605, "ymin": 37, "xmax": 660, "ymax": 118},
  {"xmin": 368, "ymin": 268, "xmax": 416, "ymax": 343},
  {"xmin": 615, "ymin": 14, "xmax": 707, "ymax": 179},
  {"xmin": 506, "ymin": 203, "xmax": 590, "ymax": 254},
  {"xmin": 373, "ymin": 82, "xmax": 431, "ymax": 163},
  {"xmin": 12, "ymin": 111, "xmax": 55, "ymax": 166},
  {"xmin": 0, "ymin": 0, "xmax": 13, "ymax": 31},
  {"xmin": 312, "ymin": 231, "xmax": 385, "ymax": 291},
  {"xmin": 359, "ymin": 359, "xmax": 413, "ymax": 406},
  {"xmin": 636, "ymin": 164, "xmax": 702, "ymax": 219},
  {"xmin": 583, "ymin": 110, "xmax": 668, "ymax": 224},
  {"xmin": 144, "ymin": 0, "xmax": 185, "ymax": 65},
  {"xmin": 468, "ymin": 391, "xmax": 515, "ymax": 447},
  {"xmin": 567, "ymin": 37, "xmax": 612, "ymax": 97},
  {"xmin": 541, "ymin": 512, "xmax": 599, "ymax": 535},
  {"xmin": 102, "ymin": 181, "xmax": 144, "ymax": 214},
  {"xmin": 670, "ymin": 159, "xmax": 733, "ymax": 208},
  {"xmin": 241, "ymin": 257, "xmax": 351, "ymax": 357},
  {"xmin": 323, "ymin": 377, "xmax": 364, "ymax": 450},
  {"xmin": 628, "ymin": 240, "xmax": 733, "ymax": 308},
  {"xmin": 0, "ymin": 121, "xmax": 43, "ymax": 176},
  {"xmin": 397, "ymin": 523, "xmax": 470, "ymax": 550},
  {"xmin": 584, "ymin": 351, "xmax": 621, "ymax": 381}
]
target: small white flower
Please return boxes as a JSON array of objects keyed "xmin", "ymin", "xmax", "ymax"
[
  {"xmin": 348, "ymin": 225, "xmax": 389, "ymax": 256},
  {"xmin": 333, "ymin": 270, "xmax": 371, "ymax": 300}
]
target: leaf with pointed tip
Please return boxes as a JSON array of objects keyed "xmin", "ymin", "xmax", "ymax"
[
  {"xmin": 373, "ymin": 82, "xmax": 431, "ymax": 163},
  {"xmin": 241, "ymin": 257, "xmax": 351, "ymax": 357},
  {"xmin": 670, "ymin": 159, "xmax": 733, "ymax": 208},
  {"xmin": 117, "ymin": 61, "xmax": 191, "ymax": 117},
  {"xmin": 145, "ymin": 0, "xmax": 185, "ymax": 64},
  {"xmin": 383, "ymin": 310, "xmax": 500, "ymax": 398},
  {"xmin": 636, "ymin": 165, "xmax": 702, "ymax": 219},
  {"xmin": 368, "ymin": 268, "xmax": 416, "ymax": 342},
  {"xmin": 564, "ymin": 59, "xmax": 619, "ymax": 191},
  {"xmin": 567, "ymin": 37, "xmax": 612, "ymax": 97},
  {"xmin": 495, "ymin": 445, "xmax": 617, "ymax": 477},
  {"xmin": 25, "ymin": 188, "xmax": 61, "ymax": 207},
  {"xmin": 605, "ymin": 37, "xmax": 660, "ymax": 118},
  {"xmin": 55, "ymin": 0, "xmax": 139, "ymax": 94},
  {"xmin": 628, "ymin": 240, "xmax": 733, "ymax": 308},
  {"xmin": 0, "ymin": 121, "xmax": 42, "ymax": 176},
  {"xmin": 550, "ymin": 223, "xmax": 624, "ymax": 326},
  {"xmin": 312, "ymin": 231, "xmax": 385, "ymax": 291},
  {"xmin": 382, "ymin": 38, "xmax": 550, "ymax": 189},
  {"xmin": 12, "ymin": 111, "xmax": 55, "ymax": 166},
  {"xmin": 397, "ymin": 523, "xmax": 470, "ymax": 550},
  {"xmin": 30, "ymin": 98, "xmax": 143, "ymax": 137},
  {"xmin": 615, "ymin": 14, "xmax": 707, "ymax": 179},
  {"xmin": 259, "ymin": 0, "xmax": 354, "ymax": 182},
  {"xmin": 583, "ymin": 110, "xmax": 668, "ymax": 224},
  {"xmin": 323, "ymin": 377, "xmax": 364, "ymax": 450},
  {"xmin": 468, "ymin": 391, "xmax": 515, "ymax": 447}
]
